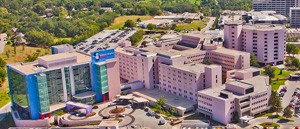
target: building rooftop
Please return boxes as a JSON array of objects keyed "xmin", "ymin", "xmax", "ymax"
[
  {"xmin": 211, "ymin": 47, "xmax": 249, "ymax": 56},
  {"xmin": 249, "ymin": 11, "xmax": 288, "ymax": 21},
  {"xmin": 9, "ymin": 52, "xmax": 90, "ymax": 75},
  {"xmin": 171, "ymin": 63, "xmax": 219, "ymax": 74},
  {"xmin": 224, "ymin": 20, "xmax": 243, "ymax": 25},
  {"xmin": 236, "ymin": 67, "xmax": 261, "ymax": 74},
  {"xmin": 198, "ymin": 75, "xmax": 270, "ymax": 99},
  {"xmin": 243, "ymin": 24, "xmax": 285, "ymax": 30}
]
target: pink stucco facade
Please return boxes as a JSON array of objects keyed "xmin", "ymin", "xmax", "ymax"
[
  {"xmin": 224, "ymin": 22, "xmax": 286, "ymax": 65},
  {"xmin": 197, "ymin": 75, "xmax": 271, "ymax": 125},
  {"xmin": 106, "ymin": 58, "xmax": 121, "ymax": 100}
]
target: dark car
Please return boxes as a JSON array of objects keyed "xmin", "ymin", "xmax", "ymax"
[
  {"xmin": 92, "ymin": 106, "xmax": 99, "ymax": 109},
  {"xmin": 103, "ymin": 115, "xmax": 110, "ymax": 119}
]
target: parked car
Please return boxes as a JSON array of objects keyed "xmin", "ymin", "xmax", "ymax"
[
  {"xmin": 119, "ymin": 114, "xmax": 125, "ymax": 117},
  {"xmin": 103, "ymin": 115, "xmax": 110, "ymax": 119},
  {"xmin": 158, "ymin": 119, "xmax": 166, "ymax": 125},
  {"xmin": 131, "ymin": 125, "xmax": 137, "ymax": 128},
  {"xmin": 75, "ymin": 113, "xmax": 85, "ymax": 117},
  {"xmin": 92, "ymin": 106, "xmax": 99, "ymax": 109},
  {"xmin": 108, "ymin": 103, "xmax": 117, "ymax": 107},
  {"xmin": 125, "ymin": 105, "xmax": 131, "ymax": 108},
  {"xmin": 171, "ymin": 118, "xmax": 182, "ymax": 125}
]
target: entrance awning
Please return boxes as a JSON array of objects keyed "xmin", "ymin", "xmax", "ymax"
[{"xmin": 240, "ymin": 115, "xmax": 254, "ymax": 122}]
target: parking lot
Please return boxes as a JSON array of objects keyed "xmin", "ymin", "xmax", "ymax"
[
  {"xmin": 74, "ymin": 29, "xmax": 137, "ymax": 54},
  {"xmin": 289, "ymin": 87, "xmax": 300, "ymax": 115}
]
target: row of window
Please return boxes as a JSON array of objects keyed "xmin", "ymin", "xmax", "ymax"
[{"xmin": 252, "ymin": 103, "xmax": 268, "ymax": 111}]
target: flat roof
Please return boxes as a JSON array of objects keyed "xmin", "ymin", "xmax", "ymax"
[
  {"xmin": 199, "ymin": 75, "xmax": 269, "ymax": 99},
  {"xmin": 132, "ymin": 88, "xmax": 196, "ymax": 110},
  {"xmin": 9, "ymin": 52, "xmax": 90, "ymax": 75},
  {"xmin": 171, "ymin": 63, "xmax": 219, "ymax": 74},
  {"xmin": 236, "ymin": 67, "xmax": 261, "ymax": 74},
  {"xmin": 211, "ymin": 47, "xmax": 249, "ymax": 56},
  {"xmin": 243, "ymin": 24, "xmax": 285, "ymax": 30},
  {"xmin": 139, "ymin": 19, "xmax": 173, "ymax": 25}
]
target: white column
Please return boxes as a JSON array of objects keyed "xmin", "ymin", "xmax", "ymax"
[
  {"xmin": 69, "ymin": 66, "xmax": 76, "ymax": 95},
  {"xmin": 61, "ymin": 67, "xmax": 68, "ymax": 102}
]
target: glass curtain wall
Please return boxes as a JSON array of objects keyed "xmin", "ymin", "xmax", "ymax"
[
  {"xmin": 45, "ymin": 69, "xmax": 64, "ymax": 105},
  {"xmin": 73, "ymin": 63, "xmax": 92, "ymax": 94}
]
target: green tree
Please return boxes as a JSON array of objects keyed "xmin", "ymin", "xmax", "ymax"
[
  {"xmin": 33, "ymin": 3, "xmax": 46, "ymax": 15},
  {"xmin": 201, "ymin": 6, "xmax": 211, "ymax": 16},
  {"xmin": 0, "ymin": 68, "xmax": 6, "ymax": 87},
  {"xmin": 0, "ymin": 58, "xmax": 6, "ymax": 68},
  {"xmin": 264, "ymin": 65, "xmax": 275, "ymax": 80},
  {"xmin": 250, "ymin": 54, "xmax": 260, "ymax": 67},
  {"xmin": 283, "ymin": 106, "xmax": 293, "ymax": 118},
  {"xmin": 156, "ymin": 96, "xmax": 167, "ymax": 110},
  {"xmin": 203, "ymin": 60, "xmax": 213, "ymax": 65},
  {"xmin": 147, "ymin": 23, "xmax": 155, "ymax": 30},
  {"xmin": 0, "ymin": 22, "xmax": 10, "ymax": 33},
  {"xmin": 25, "ymin": 30, "xmax": 54, "ymax": 47},
  {"xmin": 292, "ymin": 46, "xmax": 299, "ymax": 56},
  {"xmin": 25, "ymin": 53, "xmax": 40, "ymax": 62},
  {"xmin": 287, "ymin": 44, "xmax": 297, "ymax": 56},
  {"xmin": 137, "ymin": 18, "xmax": 141, "ymax": 22},
  {"xmin": 285, "ymin": 58, "xmax": 291, "ymax": 66},
  {"xmin": 124, "ymin": 19, "xmax": 135, "ymax": 28},
  {"xmin": 291, "ymin": 57, "xmax": 300, "ymax": 68},
  {"xmin": 169, "ymin": 107, "xmax": 175, "ymax": 115},
  {"xmin": 269, "ymin": 90, "xmax": 282, "ymax": 112},
  {"xmin": 130, "ymin": 30, "xmax": 145, "ymax": 46}
]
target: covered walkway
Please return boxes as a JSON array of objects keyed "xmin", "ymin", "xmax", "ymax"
[{"xmin": 66, "ymin": 101, "xmax": 93, "ymax": 115}]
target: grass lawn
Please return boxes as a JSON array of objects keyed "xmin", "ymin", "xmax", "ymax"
[
  {"xmin": 51, "ymin": 108, "xmax": 67, "ymax": 116},
  {"xmin": 259, "ymin": 122, "xmax": 280, "ymax": 127},
  {"xmin": 262, "ymin": 113, "xmax": 294, "ymax": 122},
  {"xmin": 174, "ymin": 20, "xmax": 207, "ymax": 31},
  {"xmin": 0, "ymin": 45, "xmax": 51, "ymax": 108},
  {"xmin": 0, "ymin": 87, "xmax": 10, "ymax": 107},
  {"xmin": 271, "ymin": 80, "xmax": 286, "ymax": 91},
  {"xmin": 150, "ymin": 107, "xmax": 179, "ymax": 118},
  {"xmin": 261, "ymin": 67, "xmax": 291, "ymax": 90},
  {"xmin": 53, "ymin": 37, "xmax": 72, "ymax": 43},
  {"xmin": 273, "ymin": 67, "xmax": 290, "ymax": 79},
  {"xmin": 106, "ymin": 15, "xmax": 153, "ymax": 30},
  {"xmin": 0, "ymin": 45, "xmax": 51, "ymax": 64}
]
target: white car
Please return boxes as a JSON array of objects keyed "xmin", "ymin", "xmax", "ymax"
[
  {"xmin": 125, "ymin": 105, "xmax": 132, "ymax": 108},
  {"xmin": 108, "ymin": 103, "xmax": 117, "ymax": 106}
]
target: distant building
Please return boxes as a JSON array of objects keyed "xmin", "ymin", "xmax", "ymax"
[
  {"xmin": 7, "ymin": 48, "xmax": 120, "ymax": 120},
  {"xmin": 218, "ymin": 10, "xmax": 288, "ymax": 28},
  {"xmin": 100, "ymin": 7, "xmax": 113, "ymax": 12},
  {"xmin": 224, "ymin": 22, "xmax": 286, "ymax": 65},
  {"xmin": 154, "ymin": 12, "xmax": 202, "ymax": 21},
  {"xmin": 252, "ymin": 0, "xmax": 300, "ymax": 15},
  {"xmin": 137, "ymin": 19, "xmax": 173, "ymax": 28},
  {"xmin": 198, "ymin": 72, "xmax": 271, "ymax": 124},
  {"xmin": 290, "ymin": 7, "xmax": 300, "ymax": 28}
]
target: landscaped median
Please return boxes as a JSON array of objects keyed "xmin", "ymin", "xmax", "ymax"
[
  {"xmin": 263, "ymin": 113, "xmax": 294, "ymax": 122},
  {"xmin": 259, "ymin": 122, "xmax": 280, "ymax": 127}
]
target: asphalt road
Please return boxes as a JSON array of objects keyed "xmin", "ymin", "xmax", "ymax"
[{"xmin": 200, "ymin": 17, "xmax": 216, "ymax": 34}]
